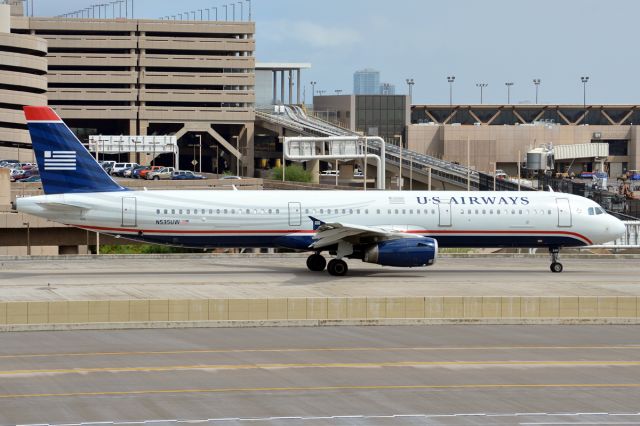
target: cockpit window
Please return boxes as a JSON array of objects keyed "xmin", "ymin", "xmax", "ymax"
[
  {"xmin": 596, "ymin": 207, "xmax": 604, "ymax": 215},
  {"xmin": 588, "ymin": 207, "xmax": 594, "ymax": 215}
]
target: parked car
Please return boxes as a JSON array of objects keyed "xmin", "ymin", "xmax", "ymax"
[
  {"xmin": 138, "ymin": 165, "xmax": 163, "ymax": 179},
  {"xmin": 99, "ymin": 161, "xmax": 116, "ymax": 173},
  {"xmin": 580, "ymin": 171, "xmax": 594, "ymax": 178},
  {"xmin": 10, "ymin": 168, "xmax": 35, "ymax": 182},
  {"xmin": 15, "ymin": 175, "xmax": 41, "ymax": 183},
  {"xmin": 221, "ymin": 175, "xmax": 242, "ymax": 180},
  {"xmin": 110, "ymin": 162, "xmax": 139, "ymax": 176},
  {"xmin": 627, "ymin": 170, "xmax": 640, "ymax": 180},
  {"xmin": 0, "ymin": 159, "xmax": 20, "ymax": 168},
  {"xmin": 495, "ymin": 169, "xmax": 508, "ymax": 180},
  {"xmin": 146, "ymin": 166, "xmax": 176, "ymax": 180},
  {"xmin": 172, "ymin": 170, "xmax": 206, "ymax": 180},
  {"xmin": 124, "ymin": 165, "xmax": 147, "ymax": 178}
]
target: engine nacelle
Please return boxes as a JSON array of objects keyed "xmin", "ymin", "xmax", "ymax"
[{"xmin": 363, "ymin": 237, "xmax": 438, "ymax": 267}]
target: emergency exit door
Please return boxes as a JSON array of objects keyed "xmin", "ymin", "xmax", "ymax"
[
  {"xmin": 438, "ymin": 201, "xmax": 452, "ymax": 227},
  {"xmin": 556, "ymin": 198, "xmax": 572, "ymax": 227},
  {"xmin": 122, "ymin": 197, "xmax": 137, "ymax": 227},
  {"xmin": 288, "ymin": 202, "xmax": 301, "ymax": 226}
]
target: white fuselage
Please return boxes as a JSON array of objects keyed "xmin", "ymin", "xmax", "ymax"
[{"xmin": 15, "ymin": 190, "xmax": 624, "ymax": 250}]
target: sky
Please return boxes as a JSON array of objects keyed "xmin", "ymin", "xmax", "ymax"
[{"xmin": 28, "ymin": 0, "xmax": 640, "ymax": 104}]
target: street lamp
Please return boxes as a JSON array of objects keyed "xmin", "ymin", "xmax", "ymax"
[
  {"xmin": 335, "ymin": 89, "xmax": 342, "ymax": 95},
  {"xmin": 476, "ymin": 83, "xmax": 488, "ymax": 104},
  {"xmin": 533, "ymin": 78, "xmax": 541, "ymax": 104},
  {"xmin": 405, "ymin": 78, "xmax": 415, "ymax": 99},
  {"xmin": 505, "ymin": 82, "xmax": 514, "ymax": 104},
  {"xmin": 310, "ymin": 81, "xmax": 317, "ymax": 98},
  {"xmin": 447, "ymin": 76, "xmax": 455, "ymax": 106},
  {"xmin": 581, "ymin": 76, "xmax": 589, "ymax": 124}
]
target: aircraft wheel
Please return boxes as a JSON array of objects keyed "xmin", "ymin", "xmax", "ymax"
[
  {"xmin": 550, "ymin": 262, "xmax": 563, "ymax": 273},
  {"xmin": 306, "ymin": 254, "xmax": 326, "ymax": 272},
  {"xmin": 327, "ymin": 259, "xmax": 348, "ymax": 276}
]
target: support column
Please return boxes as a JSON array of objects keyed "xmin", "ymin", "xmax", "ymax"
[
  {"xmin": 296, "ymin": 69, "xmax": 301, "ymax": 104},
  {"xmin": 280, "ymin": 70, "xmax": 285, "ymax": 104},
  {"xmin": 288, "ymin": 70, "xmax": 293, "ymax": 105},
  {"xmin": 272, "ymin": 70, "xmax": 277, "ymax": 105},
  {"xmin": 244, "ymin": 121, "xmax": 255, "ymax": 177},
  {"xmin": 308, "ymin": 159, "xmax": 319, "ymax": 184}
]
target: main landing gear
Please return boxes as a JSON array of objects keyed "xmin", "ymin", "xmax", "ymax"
[
  {"xmin": 306, "ymin": 253, "xmax": 348, "ymax": 276},
  {"xmin": 549, "ymin": 247, "xmax": 563, "ymax": 273},
  {"xmin": 306, "ymin": 253, "xmax": 327, "ymax": 272}
]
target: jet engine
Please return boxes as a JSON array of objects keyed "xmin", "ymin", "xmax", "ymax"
[{"xmin": 363, "ymin": 238, "xmax": 438, "ymax": 267}]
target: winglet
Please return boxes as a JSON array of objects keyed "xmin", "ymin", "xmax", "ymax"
[{"xmin": 309, "ymin": 216, "xmax": 325, "ymax": 231}]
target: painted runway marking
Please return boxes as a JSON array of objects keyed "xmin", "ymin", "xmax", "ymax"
[
  {"xmin": 1, "ymin": 344, "xmax": 639, "ymax": 360},
  {"xmin": 2, "ymin": 360, "xmax": 640, "ymax": 376},
  {"xmin": 8, "ymin": 413, "xmax": 640, "ymax": 426},
  {"xmin": 2, "ymin": 383, "xmax": 640, "ymax": 399}
]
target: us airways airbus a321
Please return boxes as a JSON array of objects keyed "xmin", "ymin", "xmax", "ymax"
[{"xmin": 14, "ymin": 106, "xmax": 625, "ymax": 276}]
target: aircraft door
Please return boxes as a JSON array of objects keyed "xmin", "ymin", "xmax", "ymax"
[
  {"xmin": 438, "ymin": 201, "xmax": 452, "ymax": 227},
  {"xmin": 122, "ymin": 197, "xmax": 137, "ymax": 227},
  {"xmin": 288, "ymin": 201, "xmax": 301, "ymax": 226},
  {"xmin": 556, "ymin": 198, "xmax": 572, "ymax": 227}
]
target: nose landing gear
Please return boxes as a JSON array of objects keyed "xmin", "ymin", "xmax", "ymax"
[{"xmin": 549, "ymin": 247, "xmax": 563, "ymax": 273}]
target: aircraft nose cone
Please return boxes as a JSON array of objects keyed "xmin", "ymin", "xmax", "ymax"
[{"xmin": 614, "ymin": 219, "xmax": 626, "ymax": 239}]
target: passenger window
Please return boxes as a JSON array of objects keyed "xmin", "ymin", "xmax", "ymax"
[
  {"xmin": 548, "ymin": 210, "xmax": 552, "ymax": 215},
  {"xmin": 276, "ymin": 209, "xmax": 280, "ymax": 214},
  {"xmin": 171, "ymin": 209, "xmax": 175, "ymax": 214},
  {"xmin": 156, "ymin": 209, "xmax": 160, "ymax": 215},
  {"xmin": 216, "ymin": 209, "xmax": 221, "ymax": 214},
  {"xmin": 496, "ymin": 210, "xmax": 500, "ymax": 215},
  {"xmin": 475, "ymin": 209, "xmax": 479, "ymax": 215},
  {"xmin": 409, "ymin": 209, "xmax": 413, "ymax": 214},
  {"xmin": 388, "ymin": 209, "xmax": 392, "ymax": 214},
  {"xmin": 356, "ymin": 209, "xmax": 360, "ymax": 214},
  {"xmin": 246, "ymin": 209, "xmax": 250, "ymax": 214},
  {"xmin": 209, "ymin": 209, "xmax": 212, "ymax": 214},
  {"xmin": 349, "ymin": 209, "xmax": 353, "ymax": 214},
  {"xmin": 460, "ymin": 210, "xmax": 464, "ymax": 215},
  {"xmin": 224, "ymin": 209, "xmax": 228, "ymax": 214},
  {"xmin": 482, "ymin": 210, "xmax": 486, "ymax": 214},
  {"xmin": 164, "ymin": 209, "xmax": 168, "ymax": 214},
  {"xmin": 519, "ymin": 210, "xmax": 523, "ymax": 215},
  {"xmin": 377, "ymin": 209, "xmax": 381, "ymax": 214},
  {"xmin": 231, "ymin": 209, "xmax": 236, "ymax": 214},
  {"xmin": 364, "ymin": 209, "xmax": 368, "ymax": 214},
  {"xmin": 179, "ymin": 209, "xmax": 183, "ymax": 214},
  {"xmin": 342, "ymin": 209, "xmax": 346, "ymax": 214},
  {"xmin": 320, "ymin": 209, "xmax": 324, "ymax": 214}
]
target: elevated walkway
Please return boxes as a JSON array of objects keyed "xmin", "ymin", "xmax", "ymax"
[{"xmin": 257, "ymin": 106, "xmax": 481, "ymax": 189}]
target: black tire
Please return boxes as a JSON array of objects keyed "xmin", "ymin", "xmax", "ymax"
[
  {"xmin": 306, "ymin": 254, "xmax": 327, "ymax": 272},
  {"xmin": 327, "ymin": 259, "xmax": 348, "ymax": 276},
  {"xmin": 550, "ymin": 262, "xmax": 563, "ymax": 273},
  {"xmin": 153, "ymin": 176, "xmax": 160, "ymax": 180}
]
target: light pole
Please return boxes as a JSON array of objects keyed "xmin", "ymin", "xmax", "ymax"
[
  {"xmin": 405, "ymin": 78, "xmax": 415, "ymax": 99},
  {"xmin": 476, "ymin": 83, "xmax": 487, "ymax": 104},
  {"xmin": 581, "ymin": 76, "xmax": 589, "ymax": 124},
  {"xmin": 505, "ymin": 82, "xmax": 514, "ymax": 104},
  {"xmin": 533, "ymin": 78, "xmax": 541, "ymax": 104},
  {"xmin": 246, "ymin": 0, "xmax": 252, "ymax": 21},
  {"xmin": 335, "ymin": 89, "xmax": 342, "ymax": 95},
  {"xmin": 447, "ymin": 75, "xmax": 455, "ymax": 106},
  {"xmin": 310, "ymin": 81, "xmax": 316, "ymax": 98}
]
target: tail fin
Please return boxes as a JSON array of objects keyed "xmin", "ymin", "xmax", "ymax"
[{"xmin": 24, "ymin": 106, "xmax": 126, "ymax": 195}]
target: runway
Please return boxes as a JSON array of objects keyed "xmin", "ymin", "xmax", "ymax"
[
  {"xmin": 1, "ymin": 254, "xmax": 640, "ymax": 301},
  {"xmin": 1, "ymin": 325, "xmax": 640, "ymax": 425}
]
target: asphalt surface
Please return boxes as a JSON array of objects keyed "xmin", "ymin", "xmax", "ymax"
[
  {"xmin": 1, "ymin": 325, "xmax": 640, "ymax": 425},
  {"xmin": 1, "ymin": 255, "xmax": 640, "ymax": 301}
]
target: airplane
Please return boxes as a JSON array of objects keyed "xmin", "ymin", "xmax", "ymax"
[{"xmin": 14, "ymin": 106, "xmax": 626, "ymax": 276}]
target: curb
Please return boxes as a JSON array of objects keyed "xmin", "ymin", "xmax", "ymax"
[{"xmin": 3, "ymin": 317, "xmax": 640, "ymax": 332}]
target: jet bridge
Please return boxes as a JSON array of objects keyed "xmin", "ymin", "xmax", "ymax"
[
  {"xmin": 283, "ymin": 136, "xmax": 386, "ymax": 189},
  {"xmin": 258, "ymin": 106, "xmax": 481, "ymax": 190}
]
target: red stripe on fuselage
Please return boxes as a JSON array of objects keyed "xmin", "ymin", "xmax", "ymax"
[
  {"xmin": 73, "ymin": 224, "xmax": 592, "ymax": 245},
  {"xmin": 23, "ymin": 106, "xmax": 62, "ymax": 122}
]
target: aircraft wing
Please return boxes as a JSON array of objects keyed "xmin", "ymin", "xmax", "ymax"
[{"xmin": 310, "ymin": 221, "xmax": 422, "ymax": 249}]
